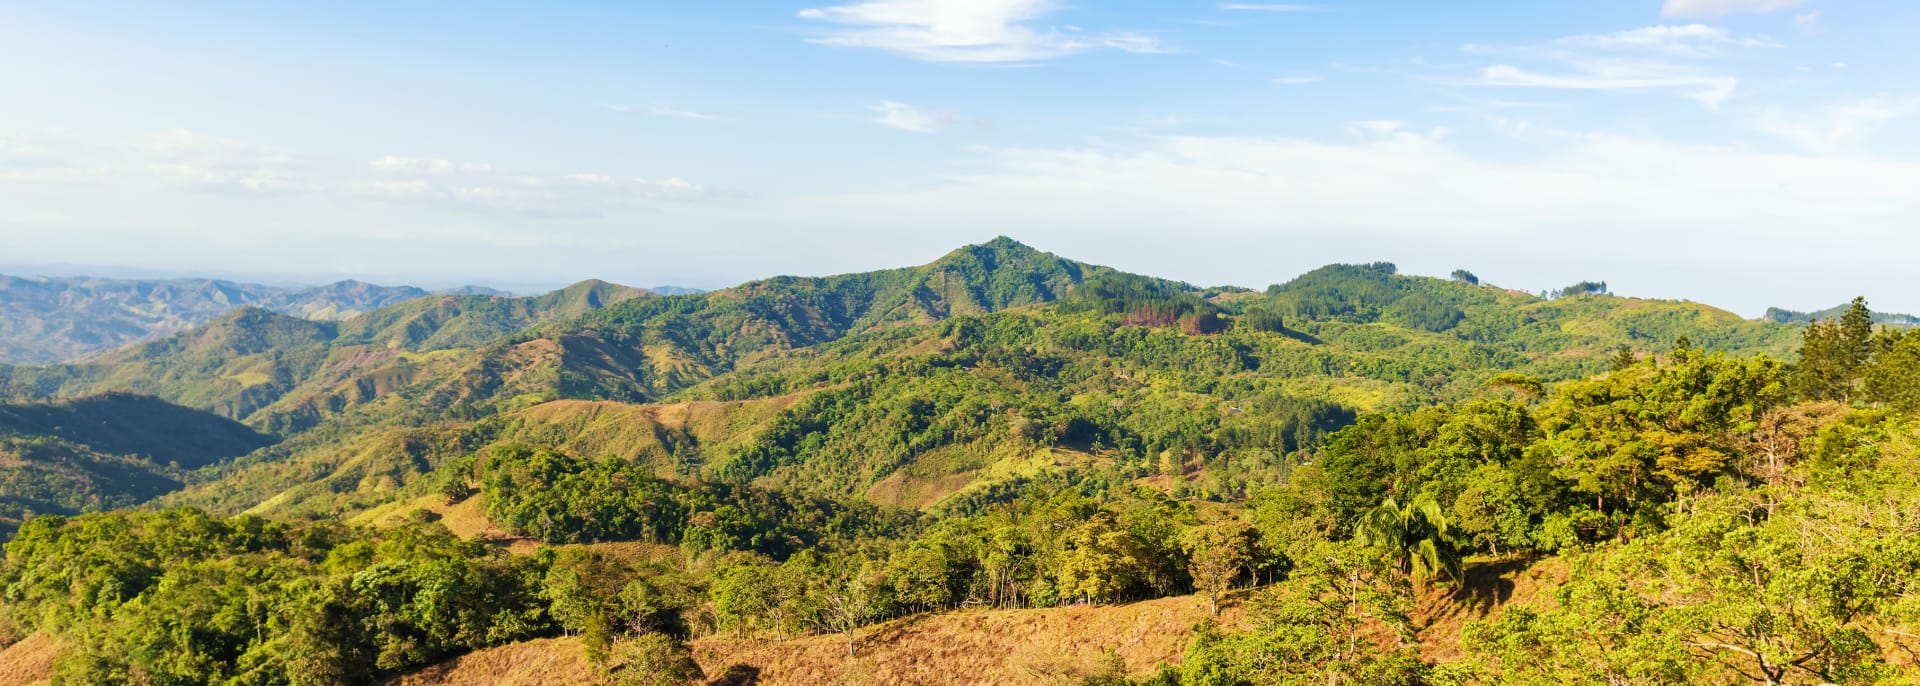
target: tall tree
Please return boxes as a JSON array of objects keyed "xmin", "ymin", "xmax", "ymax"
[
  {"xmin": 1353, "ymin": 495, "xmax": 1461, "ymax": 588},
  {"xmin": 1794, "ymin": 297, "xmax": 1874, "ymax": 402},
  {"xmin": 1182, "ymin": 520, "xmax": 1256, "ymax": 616}
]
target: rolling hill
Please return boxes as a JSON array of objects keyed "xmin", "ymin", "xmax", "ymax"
[
  {"xmin": 5, "ymin": 238, "xmax": 1912, "ymax": 686},
  {"xmin": 0, "ymin": 393, "xmax": 270, "ymax": 533},
  {"xmin": 28, "ymin": 238, "xmax": 1786, "ymax": 528}
]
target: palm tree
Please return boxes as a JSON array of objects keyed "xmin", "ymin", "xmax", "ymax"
[{"xmin": 1353, "ymin": 495, "xmax": 1462, "ymax": 589}]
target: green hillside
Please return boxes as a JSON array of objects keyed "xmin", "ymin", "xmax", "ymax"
[
  {"xmin": 0, "ymin": 392, "xmax": 271, "ymax": 468},
  {"xmin": 0, "ymin": 240, "xmax": 1807, "ymax": 529},
  {"xmin": 123, "ymin": 242, "xmax": 1799, "ymax": 530},
  {"xmin": 9, "ymin": 240, "xmax": 1920, "ymax": 686},
  {"xmin": 0, "ymin": 393, "xmax": 271, "ymax": 534}
]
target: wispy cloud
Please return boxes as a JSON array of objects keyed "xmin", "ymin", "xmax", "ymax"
[
  {"xmin": 1662, "ymin": 0, "xmax": 1807, "ymax": 18},
  {"xmin": 1220, "ymin": 3, "xmax": 1328, "ymax": 11},
  {"xmin": 602, "ymin": 103, "xmax": 725, "ymax": 121},
  {"xmin": 1475, "ymin": 64, "xmax": 1738, "ymax": 107},
  {"xmin": 797, "ymin": 0, "xmax": 1170, "ymax": 62},
  {"xmin": 1102, "ymin": 32, "xmax": 1177, "ymax": 54},
  {"xmin": 1754, "ymin": 95, "xmax": 1920, "ymax": 156},
  {"xmin": 870, "ymin": 101, "xmax": 940, "ymax": 133},
  {"xmin": 1459, "ymin": 25, "xmax": 1770, "ymax": 108},
  {"xmin": 1550, "ymin": 24, "xmax": 1778, "ymax": 56},
  {"xmin": 1273, "ymin": 75, "xmax": 1323, "ymax": 85}
]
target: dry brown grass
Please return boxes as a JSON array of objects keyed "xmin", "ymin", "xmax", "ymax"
[
  {"xmin": 1416, "ymin": 555, "xmax": 1569, "ymax": 662},
  {"xmin": 690, "ymin": 595, "xmax": 1230, "ymax": 686},
  {"xmin": 387, "ymin": 636, "xmax": 604, "ymax": 686},
  {"xmin": 0, "ymin": 632, "xmax": 60, "ymax": 686},
  {"xmin": 388, "ymin": 556, "xmax": 1570, "ymax": 686}
]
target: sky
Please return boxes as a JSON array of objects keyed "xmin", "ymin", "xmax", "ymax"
[{"xmin": 2, "ymin": 0, "xmax": 1917, "ymax": 314}]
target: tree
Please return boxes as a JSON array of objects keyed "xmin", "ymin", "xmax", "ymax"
[
  {"xmin": 439, "ymin": 476, "xmax": 474, "ymax": 505},
  {"xmin": 1181, "ymin": 520, "xmax": 1255, "ymax": 615},
  {"xmin": 1052, "ymin": 516, "xmax": 1148, "ymax": 604},
  {"xmin": 1177, "ymin": 540, "xmax": 1426, "ymax": 685},
  {"xmin": 1353, "ymin": 496, "xmax": 1461, "ymax": 589},
  {"xmin": 1610, "ymin": 344, "xmax": 1638, "ymax": 372},
  {"xmin": 1450, "ymin": 269, "xmax": 1480, "ymax": 286},
  {"xmin": 1485, "ymin": 372, "xmax": 1544, "ymax": 401},
  {"xmin": 1794, "ymin": 297, "xmax": 1874, "ymax": 403},
  {"xmin": 610, "ymin": 632, "xmax": 704, "ymax": 686},
  {"xmin": 1558, "ymin": 280, "xmax": 1608, "ymax": 297},
  {"xmin": 815, "ymin": 561, "xmax": 888, "ymax": 655},
  {"xmin": 1865, "ymin": 328, "xmax": 1920, "ymax": 411},
  {"xmin": 1535, "ymin": 350, "xmax": 1786, "ymax": 523}
]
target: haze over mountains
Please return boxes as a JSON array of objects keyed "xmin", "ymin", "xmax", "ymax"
[
  {"xmin": 0, "ymin": 242, "xmax": 1883, "ymax": 369},
  {"xmin": 0, "ymin": 274, "xmax": 711, "ymax": 364}
]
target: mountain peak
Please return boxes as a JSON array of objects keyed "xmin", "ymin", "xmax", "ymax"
[{"xmin": 538, "ymin": 279, "xmax": 650, "ymax": 314}]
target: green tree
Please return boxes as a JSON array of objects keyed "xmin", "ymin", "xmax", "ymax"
[
  {"xmin": 1181, "ymin": 520, "xmax": 1256, "ymax": 615},
  {"xmin": 1352, "ymin": 495, "xmax": 1461, "ymax": 589},
  {"xmin": 611, "ymin": 632, "xmax": 704, "ymax": 686},
  {"xmin": 1794, "ymin": 297, "xmax": 1874, "ymax": 402}
]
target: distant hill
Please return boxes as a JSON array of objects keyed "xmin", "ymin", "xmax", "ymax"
[
  {"xmin": 646, "ymin": 285, "xmax": 705, "ymax": 296},
  {"xmin": 1764, "ymin": 303, "xmax": 1920, "ymax": 326},
  {"xmin": 0, "ymin": 279, "xmax": 656, "ymax": 432},
  {"xmin": 0, "ymin": 274, "xmax": 437, "ymax": 364}
]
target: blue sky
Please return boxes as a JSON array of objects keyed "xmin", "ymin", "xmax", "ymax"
[{"xmin": 2, "ymin": 0, "xmax": 1917, "ymax": 314}]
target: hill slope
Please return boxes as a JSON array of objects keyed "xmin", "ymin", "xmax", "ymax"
[{"xmin": 0, "ymin": 393, "xmax": 269, "ymax": 533}]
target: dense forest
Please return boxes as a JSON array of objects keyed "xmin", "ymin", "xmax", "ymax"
[{"xmin": 0, "ymin": 239, "xmax": 1914, "ymax": 685}]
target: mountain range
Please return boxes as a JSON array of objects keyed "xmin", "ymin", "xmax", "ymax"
[
  {"xmin": 4, "ymin": 236, "xmax": 1915, "ymax": 684},
  {"xmin": 0, "ymin": 237, "xmax": 1818, "ymax": 521}
]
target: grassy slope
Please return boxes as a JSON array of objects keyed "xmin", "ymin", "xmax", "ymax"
[
  {"xmin": 160, "ymin": 396, "xmax": 802, "ymax": 518},
  {"xmin": 386, "ymin": 555, "xmax": 1569, "ymax": 686}
]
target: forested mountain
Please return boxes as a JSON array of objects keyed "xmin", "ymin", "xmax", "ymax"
[
  {"xmin": 0, "ymin": 273, "xmax": 505, "ymax": 364},
  {"xmin": 0, "ymin": 393, "xmax": 269, "ymax": 534},
  {"xmin": 5, "ymin": 237, "xmax": 1908, "ymax": 686}
]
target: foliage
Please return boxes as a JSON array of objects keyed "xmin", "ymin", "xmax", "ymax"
[{"xmin": 0, "ymin": 509, "xmax": 551, "ymax": 685}]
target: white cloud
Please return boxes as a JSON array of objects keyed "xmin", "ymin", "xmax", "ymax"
[
  {"xmin": 870, "ymin": 101, "xmax": 941, "ymax": 133},
  {"xmin": 1273, "ymin": 75, "xmax": 1323, "ymax": 85},
  {"xmin": 1552, "ymin": 24, "xmax": 1778, "ymax": 56},
  {"xmin": 1458, "ymin": 24, "xmax": 1774, "ymax": 108},
  {"xmin": 1475, "ymin": 64, "xmax": 1738, "ymax": 107},
  {"xmin": 1795, "ymin": 12, "xmax": 1820, "ymax": 28},
  {"xmin": 1219, "ymin": 3, "xmax": 1327, "ymax": 11},
  {"xmin": 369, "ymin": 156, "xmax": 494, "ymax": 175},
  {"xmin": 1102, "ymin": 32, "xmax": 1176, "ymax": 54},
  {"xmin": 1346, "ymin": 120, "xmax": 1407, "ymax": 136},
  {"xmin": 1754, "ymin": 95, "xmax": 1920, "ymax": 156},
  {"xmin": 796, "ymin": 0, "xmax": 1167, "ymax": 62},
  {"xmin": 1663, "ymin": 0, "xmax": 1807, "ymax": 18}
]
